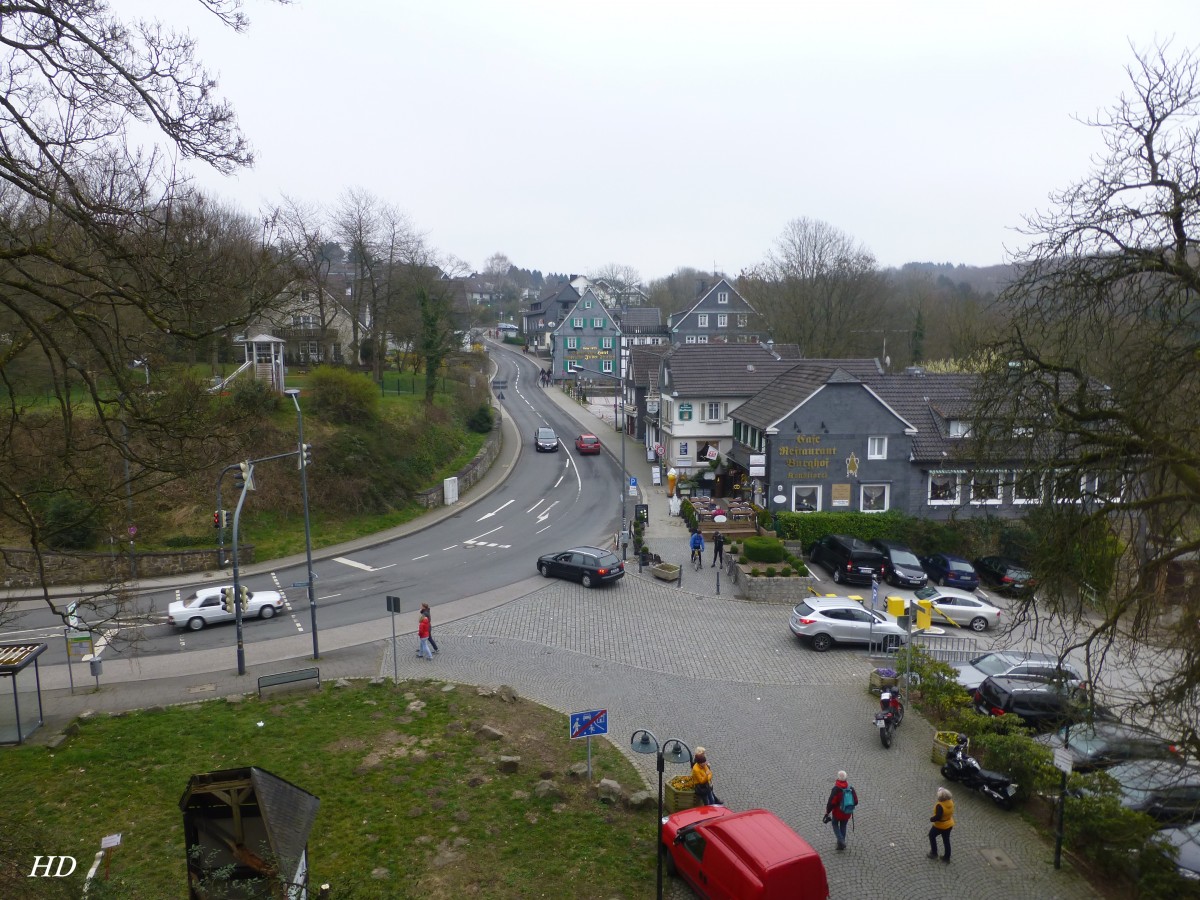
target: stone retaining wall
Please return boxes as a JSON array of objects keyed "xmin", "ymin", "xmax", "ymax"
[
  {"xmin": 0, "ymin": 546, "xmax": 254, "ymax": 589},
  {"xmin": 413, "ymin": 414, "xmax": 503, "ymax": 508},
  {"xmin": 733, "ymin": 567, "xmax": 820, "ymax": 603}
]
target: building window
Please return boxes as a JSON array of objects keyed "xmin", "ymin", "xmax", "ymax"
[
  {"xmin": 566, "ymin": 337, "xmax": 578, "ymax": 350},
  {"xmin": 678, "ymin": 403, "xmax": 693, "ymax": 421},
  {"xmin": 572, "ymin": 317, "xmax": 584, "ymax": 328},
  {"xmin": 867, "ymin": 436, "xmax": 887, "ymax": 460},
  {"xmin": 696, "ymin": 335, "xmax": 708, "ymax": 344},
  {"xmin": 685, "ymin": 335, "xmax": 697, "ymax": 344},
  {"xmin": 1053, "ymin": 470, "xmax": 1084, "ymax": 504},
  {"xmin": 1093, "ymin": 472, "xmax": 1124, "ymax": 503},
  {"xmin": 593, "ymin": 318, "xmax": 606, "ymax": 328},
  {"xmin": 602, "ymin": 359, "xmax": 613, "ymax": 373},
  {"xmin": 793, "ymin": 485, "xmax": 820, "ymax": 511},
  {"xmin": 970, "ymin": 472, "xmax": 1001, "ymax": 505},
  {"xmin": 291, "ymin": 314, "xmax": 317, "ymax": 328},
  {"xmin": 583, "ymin": 300, "xmax": 592, "ymax": 308},
  {"xmin": 717, "ymin": 291, "xmax": 729, "ymax": 304},
  {"xmin": 948, "ymin": 420, "xmax": 972, "ymax": 439},
  {"xmin": 600, "ymin": 337, "xmax": 613, "ymax": 349},
  {"xmin": 1013, "ymin": 471, "xmax": 1042, "ymax": 505},
  {"xmin": 928, "ymin": 472, "xmax": 960, "ymax": 505},
  {"xmin": 861, "ymin": 484, "xmax": 890, "ymax": 512},
  {"xmin": 698, "ymin": 314, "xmax": 709, "ymax": 327},
  {"xmin": 717, "ymin": 314, "xmax": 727, "ymax": 328},
  {"xmin": 738, "ymin": 314, "xmax": 748, "ymax": 327},
  {"xmin": 705, "ymin": 402, "xmax": 721, "ymax": 421}
]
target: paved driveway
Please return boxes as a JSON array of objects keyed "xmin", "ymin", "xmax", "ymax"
[{"xmin": 384, "ymin": 570, "xmax": 1099, "ymax": 899}]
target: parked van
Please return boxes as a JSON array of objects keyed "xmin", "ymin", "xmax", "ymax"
[
  {"xmin": 661, "ymin": 806, "xmax": 828, "ymax": 900},
  {"xmin": 809, "ymin": 534, "xmax": 885, "ymax": 586}
]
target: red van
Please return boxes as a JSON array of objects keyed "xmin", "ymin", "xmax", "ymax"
[{"xmin": 661, "ymin": 806, "xmax": 829, "ymax": 900}]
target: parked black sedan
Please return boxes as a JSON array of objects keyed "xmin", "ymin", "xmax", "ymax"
[
  {"xmin": 536, "ymin": 546, "xmax": 625, "ymax": 587},
  {"xmin": 1035, "ymin": 721, "xmax": 1181, "ymax": 772},
  {"xmin": 973, "ymin": 555, "xmax": 1036, "ymax": 594}
]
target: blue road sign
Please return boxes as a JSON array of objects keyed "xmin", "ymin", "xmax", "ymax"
[
  {"xmin": 569, "ymin": 708, "xmax": 609, "ymax": 740},
  {"xmin": 629, "ymin": 476, "xmax": 638, "ymax": 488}
]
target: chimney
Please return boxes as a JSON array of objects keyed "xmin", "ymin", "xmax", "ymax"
[{"xmin": 697, "ymin": 280, "xmax": 708, "ymax": 298}]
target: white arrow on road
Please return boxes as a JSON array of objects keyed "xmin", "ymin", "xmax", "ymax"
[
  {"xmin": 477, "ymin": 499, "xmax": 515, "ymax": 521},
  {"xmin": 333, "ymin": 557, "xmax": 395, "ymax": 573},
  {"xmin": 537, "ymin": 501, "xmax": 560, "ymax": 523}
]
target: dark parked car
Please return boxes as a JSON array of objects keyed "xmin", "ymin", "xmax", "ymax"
[
  {"xmin": 536, "ymin": 546, "xmax": 624, "ymax": 587},
  {"xmin": 870, "ymin": 539, "xmax": 928, "ymax": 588},
  {"xmin": 809, "ymin": 534, "xmax": 885, "ymax": 586},
  {"xmin": 973, "ymin": 675, "xmax": 1108, "ymax": 732},
  {"xmin": 973, "ymin": 555, "xmax": 1036, "ymax": 594},
  {"xmin": 1035, "ymin": 721, "xmax": 1181, "ymax": 771},
  {"xmin": 533, "ymin": 426, "xmax": 559, "ymax": 452},
  {"xmin": 1102, "ymin": 760, "xmax": 1200, "ymax": 824},
  {"xmin": 953, "ymin": 650, "xmax": 1086, "ymax": 692},
  {"xmin": 920, "ymin": 552, "xmax": 980, "ymax": 590}
]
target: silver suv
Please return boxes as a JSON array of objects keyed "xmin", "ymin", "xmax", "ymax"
[
  {"xmin": 788, "ymin": 597, "xmax": 907, "ymax": 652},
  {"xmin": 953, "ymin": 651, "xmax": 1085, "ymax": 692}
]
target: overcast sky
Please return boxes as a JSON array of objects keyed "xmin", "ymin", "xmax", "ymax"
[{"xmin": 133, "ymin": 0, "xmax": 1193, "ymax": 281}]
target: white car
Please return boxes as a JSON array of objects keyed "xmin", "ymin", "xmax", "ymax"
[
  {"xmin": 167, "ymin": 586, "xmax": 283, "ymax": 631},
  {"xmin": 788, "ymin": 597, "xmax": 908, "ymax": 652},
  {"xmin": 907, "ymin": 585, "xmax": 1002, "ymax": 632}
]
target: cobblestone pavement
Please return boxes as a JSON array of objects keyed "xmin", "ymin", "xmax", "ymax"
[{"xmin": 382, "ymin": 566, "xmax": 1100, "ymax": 899}]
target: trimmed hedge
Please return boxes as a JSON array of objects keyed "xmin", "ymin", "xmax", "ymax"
[{"xmin": 741, "ymin": 536, "xmax": 787, "ymax": 563}]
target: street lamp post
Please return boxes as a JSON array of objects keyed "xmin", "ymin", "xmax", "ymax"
[
  {"xmin": 284, "ymin": 388, "xmax": 320, "ymax": 660},
  {"xmin": 631, "ymin": 729, "xmax": 693, "ymax": 900}
]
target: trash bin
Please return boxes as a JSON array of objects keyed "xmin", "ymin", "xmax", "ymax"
[
  {"xmin": 635, "ymin": 503, "xmax": 649, "ymax": 525},
  {"xmin": 932, "ymin": 731, "xmax": 964, "ymax": 765}
]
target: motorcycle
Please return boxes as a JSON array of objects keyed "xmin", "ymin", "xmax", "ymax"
[
  {"xmin": 873, "ymin": 690, "xmax": 904, "ymax": 748},
  {"xmin": 940, "ymin": 734, "xmax": 1019, "ymax": 809}
]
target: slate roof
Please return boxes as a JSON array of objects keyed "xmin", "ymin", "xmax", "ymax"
[
  {"xmin": 616, "ymin": 307, "xmax": 662, "ymax": 328},
  {"xmin": 662, "ymin": 343, "xmax": 795, "ymax": 397},
  {"xmin": 629, "ymin": 345, "xmax": 670, "ymax": 388},
  {"xmin": 732, "ymin": 361, "xmax": 885, "ymax": 428},
  {"xmin": 866, "ymin": 371, "xmax": 980, "ymax": 463}
]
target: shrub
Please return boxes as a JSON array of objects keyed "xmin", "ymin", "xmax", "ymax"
[
  {"xmin": 750, "ymin": 567, "xmax": 761, "ymax": 577},
  {"xmin": 308, "ymin": 366, "xmax": 380, "ymax": 426},
  {"xmin": 781, "ymin": 567, "xmax": 792, "ymax": 577},
  {"xmin": 969, "ymin": 730, "xmax": 1057, "ymax": 801},
  {"xmin": 742, "ymin": 536, "xmax": 787, "ymax": 563},
  {"xmin": 465, "ymin": 403, "xmax": 494, "ymax": 433},
  {"xmin": 227, "ymin": 376, "xmax": 280, "ymax": 416},
  {"xmin": 43, "ymin": 493, "xmax": 100, "ymax": 550},
  {"xmin": 1062, "ymin": 777, "xmax": 1169, "ymax": 883},
  {"xmin": 765, "ymin": 567, "xmax": 777, "ymax": 577},
  {"xmin": 739, "ymin": 554, "xmax": 748, "ymax": 564}
]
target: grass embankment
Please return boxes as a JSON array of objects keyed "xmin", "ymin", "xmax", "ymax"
[{"xmin": 1, "ymin": 680, "xmax": 655, "ymax": 899}]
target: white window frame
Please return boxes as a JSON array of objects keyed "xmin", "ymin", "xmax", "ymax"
[
  {"xmin": 593, "ymin": 318, "xmax": 606, "ymax": 328},
  {"xmin": 716, "ymin": 314, "xmax": 728, "ymax": 328},
  {"xmin": 793, "ymin": 485, "xmax": 821, "ymax": 512},
  {"xmin": 1053, "ymin": 470, "xmax": 1085, "ymax": 505},
  {"xmin": 697, "ymin": 314, "xmax": 709, "ymax": 327},
  {"xmin": 867, "ymin": 436, "xmax": 887, "ymax": 460},
  {"xmin": 1013, "ymin": 470, "xmax": 1042, "ymax": 505},
  {"xmin": 928, "ymin": 472, "xmax": 961, "ymax": 506},
  {"xmin": 704, "ymin": 401, "xmax": 721, "ymax": 421},
  {"xmin": 583, "ymin": 300, "xmax": 592, "ymax": 309},
  {"xmin": 860, "ymin": 483, "xmax": 890, "ymax": 513},
  {"xmin": 600, "ymin": 337, "xmax": 613, "ymax": 349},
  {"xmin": 565, "ymin": 337, "xmax": 578, "ymax": 350},
  {"xmin": 1092, "ymin": 472, "xmax": 1125, "ymax": 503},
  {"xmin": 738, "ymin": 314, "xmax": 748, "ymax": 327},
  {"xmin": 572, "ymin": 317, "xmax": 584, "ymax": 328},
  {"xmin": 970, "ymin": 471, "xmax": 1002, "ymax": 505},
  {"xmin": 601, "ymin": 359, "xmax": 613, "ymax": 374},
  {"xmin": 717, "ymin": 291, "xmax": 729, "ymax": 304},
  {"xmin": 685, "ymin": 335, "xmax": 697, "ymax": 344},
  {"xmin": 696, "ymin": 335, "xmax": 708, "ymax": 344},
  {"xmin": 948, "ymin": 420, "xmax": 972, "ymax": 439}
]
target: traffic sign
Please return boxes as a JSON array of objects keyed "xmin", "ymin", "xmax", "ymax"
[
  {"xmin": 629, "ymin": 477, "xmax": 637, "ymax": 488},
  {"xmin": 569, "ymin": 708, "xmax": 609, "ymax": 739}
]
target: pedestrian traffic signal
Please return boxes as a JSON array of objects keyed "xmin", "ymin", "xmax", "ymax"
[{"xmin": 221, "ymin": 586, "xmax": 235, "ymax": 613}]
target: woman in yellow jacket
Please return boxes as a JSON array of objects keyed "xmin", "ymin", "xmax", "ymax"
[
  {"xmin": 928, "ymin": 787, "xmax": 955, "ymax": 862},
  {"xmin": 691, "ymin": 747, "xmax": 722, "ymax": 806}
]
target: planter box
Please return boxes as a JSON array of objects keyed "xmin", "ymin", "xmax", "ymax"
[
  {"xmin": 869, "ymin": 671, "xmax": 899, "ymax": 692},
  {"xmin": 649, "ymin": 563, "xmax": 681, "ymax": 581},
  {"xmin": 932, "ymin": 731, "xmax": 965, "ymax": 765},
  {"xmin": 664, "ymin": 780, "xmax": 697, "ymax": 813}
]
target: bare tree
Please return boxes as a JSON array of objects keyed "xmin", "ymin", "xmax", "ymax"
[
  {"xmin": 741, "ymin": 219, "xmax": 887, "ymax": 357},
  {"xmin": 0, "ymin": 0, "xmax": 290, "ymax": 624},
  {"xmin": 277, "ymin": 196, "xmax": 343, "ymax": 366},
  {"xmin": 970, "ymin": 41, "xmax": 1200, "ymax": 749}
]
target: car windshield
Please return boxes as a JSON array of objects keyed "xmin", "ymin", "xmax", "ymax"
[
  {"xmin": 971, "ymin": 654, "xmax": 1017, "ymax": 677},
  {"xmin": 891, "ymin": 549, "xmax": 922, "ymax": 567},
  {"xmin": 949, "ymin": 559, "xmax": 974, "ymax": 573},
  {"xmin": 537, "ymin": 428, "xmax": 555, "ymax": 439},
  {"xmin": 914, "ymin": 586, "xmax": 939, "ymax": 602}
]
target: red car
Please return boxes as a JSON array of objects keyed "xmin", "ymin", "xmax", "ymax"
[{"xmin": 575, "ymin": 433, "xmax": 601, "ymax": 454}]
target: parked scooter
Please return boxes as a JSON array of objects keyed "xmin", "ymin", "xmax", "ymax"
[
  {"xmin": 873, "ymin": 690, "xmax": 905, "ymax": 748},
  {"xmin": 940, "ymin": 734, "xmax": 1019, "ymax": 809}
]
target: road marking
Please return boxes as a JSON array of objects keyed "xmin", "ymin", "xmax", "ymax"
[
  {"xmin": 332, "ymin": 557, "xmax": 395, "ymax": 573},
  {"xmin": 477, "ymin": 499, "xmax": 515, "ymax": 521},
  {"xmin": 467, "ymin": 526, "xmax": 503, "ymax": 542},
  {"xmin": 526, "ymin": 499, "xmax": 545, "ymax": 513},
  {"xmin": 442, "ymin": 545, "xmax": 458, "ymax": 551},
  {"xmin": 537, "ymin": 500, "xmax": 560, "ymax": 522}
]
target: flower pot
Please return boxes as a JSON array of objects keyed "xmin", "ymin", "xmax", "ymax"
[
  {"xmin": 650, "ymin": 563, "xmax": 680, "ymax": 581},
  {"xmin": 664, "ymin": 778, "xmax": 697, "ymax": 812}
]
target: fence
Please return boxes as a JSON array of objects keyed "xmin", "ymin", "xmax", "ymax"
[{"xmin": 867, "ymin": 631, "xmax": 978, "ymax": 663}]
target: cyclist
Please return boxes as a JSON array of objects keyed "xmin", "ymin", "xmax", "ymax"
[{"xmin": 689, "ymin": 529, "xmax": 705, "ymax": 568}]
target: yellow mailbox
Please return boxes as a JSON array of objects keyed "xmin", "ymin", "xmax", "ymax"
[{"xmin": 886, "ymin": 596, "xmax": 907, "ymax": 618}]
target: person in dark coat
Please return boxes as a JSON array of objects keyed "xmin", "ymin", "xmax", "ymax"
[
  {"xmin": 823, "ymin": 770, "xmax": 857, "ymax": 851},
  {"xmin": 711, "ymin": 530, "xmax": 725, "ymax": 567}
]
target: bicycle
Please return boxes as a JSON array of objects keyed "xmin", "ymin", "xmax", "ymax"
[
  {"xmin": 691, "ymin": 549, "xmax": 704, "ymax": 572},
  {"xmin": 725, "ymin": 555, "xmax": 740, "ymax": 584}
]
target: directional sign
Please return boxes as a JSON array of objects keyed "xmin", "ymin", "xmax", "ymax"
[
  {"xmin": 491, "ymin": 379, "xmax": 508, "ymax": 389},
  {"xmin": 569, "ymin": 708, "xmax": 609, "ymax": 740}
]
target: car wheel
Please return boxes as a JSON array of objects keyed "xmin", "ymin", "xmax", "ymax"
[
  {"xmin": 661, "ymin": 843, "xmax": 677, "ymax": 877},
  {"xmin": 259, "ymin": 605, "xmax": 277, "ymax": 620},
  {"xmin": 832, "ymin": 568, "xmax": 843, "ymax": 584},
  {"xmin": 187, "ymin": 617, "xmax": 206, "ymax": 631},
  {"xmin": 581, "ymin": 573, "xmax": 594, "ymax": 588},
  {"xmin": 810, "ymin": 633, "xmax": 833, "ymax": 652},
  {"xmin": 539, "ymin": 563, "xmax": 551, "ymax": 578},
  {"xmin": 969, "ymin": 616, "xmax": 988, "ymax": 632}
]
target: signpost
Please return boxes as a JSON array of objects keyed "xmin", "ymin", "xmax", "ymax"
[
  {"xmin": 628, "ymin": 476, "xmax": 638, "ymax": 497},
  {"xmin": 386, "ymin": 595, "xmax": 402, "ymax": 682},
  {"xmin": 1053, "ymin": 745, "xmax": 1073, "ymax": 869},
  {"xmin": 570, "ymin": 708, "xmax": 609, "ymax": 779}
]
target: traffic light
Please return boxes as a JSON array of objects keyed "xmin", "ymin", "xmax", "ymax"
[
  {"xmin": 299, "ymin": 443, "xmax": 312, "ymax": 469},
  {"xmin": 221, "ymin": 510, "xmax": 231, "ymax": 528},
  {"xmin": 237, "ymin": 585, "xmax": 250, "ymax": 608},
  {"xmin": 213, "ymin": 510, "xmax": 221, "ymax": 529},
  {"xmin": 214, "ymin": 510, "xmax": 230, "ymax": 528},
  {"xmin": 233, "ymin": 460, "xmax": 255, "ymax": 492},
  {"xmin": 221, "ymin": 586, "xmax": 235, "ymax": 613}
]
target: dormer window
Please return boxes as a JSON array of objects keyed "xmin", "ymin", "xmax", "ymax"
[{"xmin": 948, "ymin": 420, "xmax": 972, "ymax": 439}]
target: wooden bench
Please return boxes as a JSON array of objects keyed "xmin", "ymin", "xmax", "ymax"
[{"xmin": 257, "ymin": 666, "xmax": 320, "ymax": 697}]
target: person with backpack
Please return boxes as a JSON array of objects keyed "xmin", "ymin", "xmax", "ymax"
[
  {"xmin": 928, "ymin": 786, "xmax": 955, "ymax": 863},
  {"xmin": 823, "ymin": 770, "xmax": 857, "ymax": 851}
]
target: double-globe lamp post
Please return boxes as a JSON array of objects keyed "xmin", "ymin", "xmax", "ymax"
[
  {"xmin": 284, "ymin": 388, "xmax": 319, "ymax": 660},
  {"xmin": 630, "ymin": 729, "xmax": 693, "ymax": 900}
]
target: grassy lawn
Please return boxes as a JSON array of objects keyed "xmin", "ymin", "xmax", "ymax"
[{"xmin": 1, "ymin": 680, "xmax": 656, "ymax": 899}]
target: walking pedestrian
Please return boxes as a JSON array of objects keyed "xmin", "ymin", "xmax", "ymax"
[
  {"xmin": 823, "ymin": 770, "xmax": 858, "ymax": 851},
  {"xmin": 928, "ymin": 787, "xmax": 955, "ymax": 863},
  {"xmin": 421, "ymin": 602, "xmax": 439, "ymax": 654},
  {"xmin": 417, "ymin": 614, "xmax": 434, "ymax": 660},
  {"xmin": 691, "ymin": 747, "xmax": 722, "ymax": 806},
  {"xmin": 711, "ymin": 529, "xmax": 725, "ymax": 567}
]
